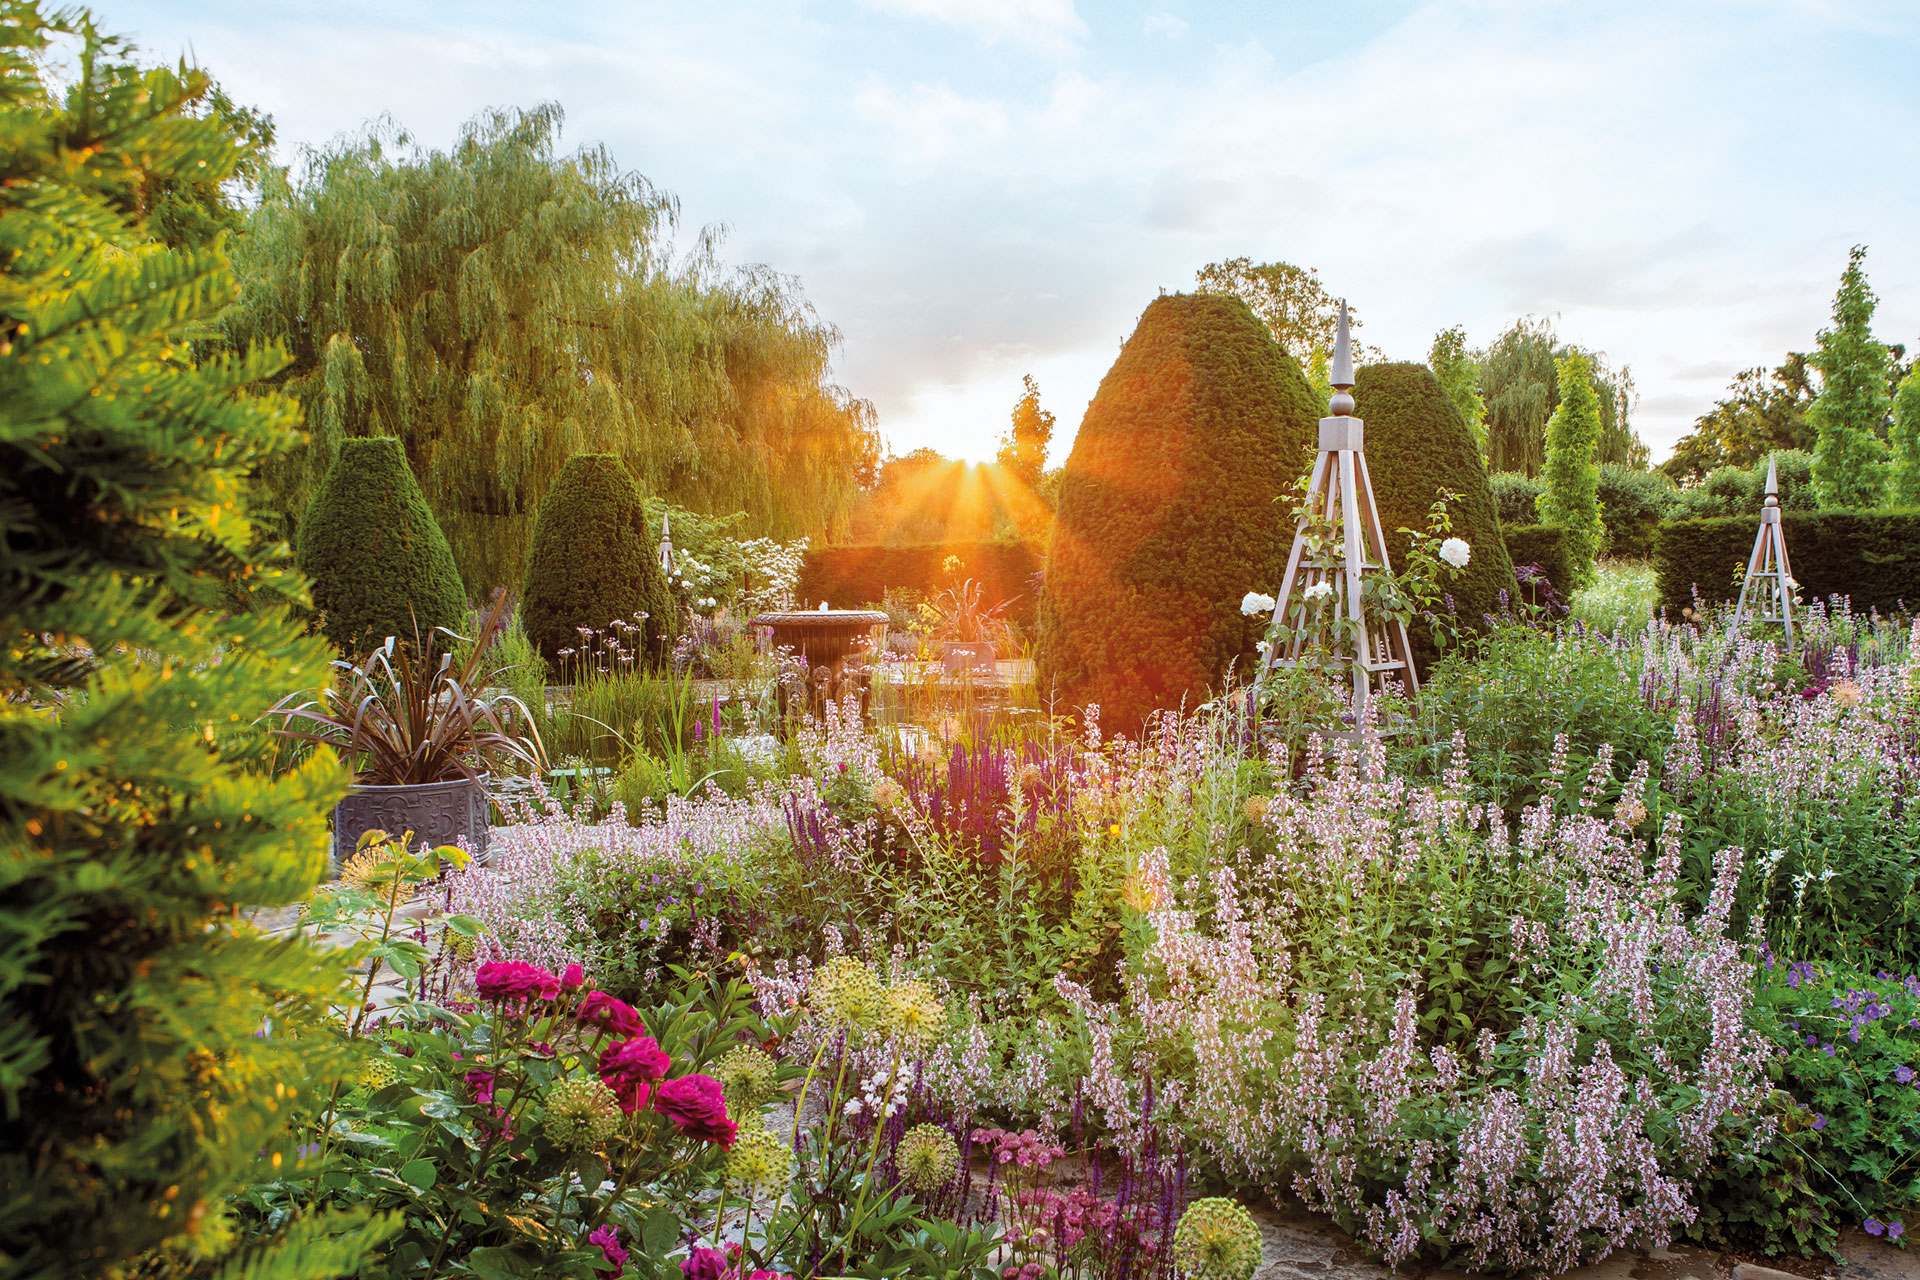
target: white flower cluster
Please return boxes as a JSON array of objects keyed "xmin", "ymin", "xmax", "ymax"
[
  {"xmin": 1439, "ymin": 537, "xmax": 1471, "ymax": 570},
  {"xmin": 1303, "ymin": 581, "xmax": 1333, "ymax": 601},
  {"xmin": 1240, "ymin": 591, "xmax": 1275, "ymax": 617}
]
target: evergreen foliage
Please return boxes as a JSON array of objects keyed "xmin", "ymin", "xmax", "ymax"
[
  {"xmin": 297, "ymin": 437, "xmax": 467, "ymax": 657},
  {"xmin": 521, "ymin": 454, "xmax": 673, "ymax": 671},
  {"xmin": 1594, "ymin": 464, "xmax": 1677, "ymax": 559},
  {"xmin": 1037, "ymin": 293, "xmax": 1318, "ymax": 732},
  {"xmin": 1349, "ymin": 363, "xmax": 1518, "ymax": 644},
  {"xmin": 1663, "ymin": 354, "xmax": 1818, "ymax": 480},
  {"xmin": 1501, "ymin": 524, "xmax": 1572, "ymax": 600},
  {"xmin": 1654, "ymin": 512, "xmax": 1920, "ymax": 616},
  {"xmin": 1538, "ymin": 352, "xmax": 1605, "ymax": 591},
  {"xmin": 1488, "ymin": 471, "xmax": 1546, "ymax": 526},
  {"xmin": 1428, "ymin": 325, "xmax": 1488, "ymax": 458},
  {"xmin": 1808, "ymin": 247, "xmax": 1891, "ymax": 510},
  {"xmin": 225, "ymin": 105, "xmax": 880, "ymax": 590},
  {"xmin": 0, "ymin": 11, "xmax": 381, "ymax": 1274},
  {"xmin": 1891, "ymin": 367, "xmax": 1920, "ymax": 508}
]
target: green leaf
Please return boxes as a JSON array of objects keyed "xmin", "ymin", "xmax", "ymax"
[
  {"xmin": 399, "ymin": 1158, "xmax": 437, "ymax": 1190},
  {"xmin": 467, "ymin": 1245, "xmax": 540, "ymax": 1280}
]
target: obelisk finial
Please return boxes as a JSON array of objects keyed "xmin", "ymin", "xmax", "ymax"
[
  {"xmin": 1329, "ymin": 301, "xmax": 1355, "ymax": 417},
  {"xmin": 658, "ymin": 510, "xmax": 676, "ymax": 573},
  {"xmin": 1764, "ymin": 454, "xmax": 1779, "ymax": 509}
]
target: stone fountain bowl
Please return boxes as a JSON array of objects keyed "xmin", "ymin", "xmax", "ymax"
[{"xmin": 752, "ymin": 609, "xmax": 890, "ymax": 668}]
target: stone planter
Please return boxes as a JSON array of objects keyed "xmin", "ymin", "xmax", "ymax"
[
  {"xmin": 332, "ymin": 775, "xmax": 490, "ymax": 870},
  {"xmin": 941, "ymin": 640, "xmax": 999, "ymax": 675}
]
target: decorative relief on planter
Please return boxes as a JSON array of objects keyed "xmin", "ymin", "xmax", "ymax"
[{"xmin": 332, "ymin": 776, "xmax": 490, "ymax": 868}]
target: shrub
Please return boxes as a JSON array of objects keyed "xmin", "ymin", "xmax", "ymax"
[
  {"xmin": 297, "ymin": 436, "xmax": 468, "ymax": 657},
  {"xmin": 1594, "ymin": 463, "xmax": 1676, "ymax": 558},
  {"xmin": 1037, "ymin": 293, "xmax": 1318, "ymax": 731},
  {"xmin": 1654, "ymin": 510, "xmax": 1920, "ymax": 615},
  {"xmin": 1501, "ymin": 524, "xmax": 1572, "ymax": 603},
  {"xmin": 1668, "ymin": 452, "xmax": 1817, "ymax": 521},
  {"xmin": 0, "ymin": 23, "xmax": 381, "ymax": 1273},
  {"xmin": 1538, "ymin": 351, "xmax": 1604, "ymax": 590},
  {"xmin": 522, "ymin": 454, "xmax": 673, "ymax": 672},
  {"xmin": 1487, "ymin": 470, "xmax": 1544, "ymax": 526},
  {"xmin": 1351, "ymin": 362, "xmax": 1519, "ymax": 644},
  {"xmin": 799, "ymin": 540, "xmax": 1043, "ymax": 629}
]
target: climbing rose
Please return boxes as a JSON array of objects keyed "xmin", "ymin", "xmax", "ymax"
[
  {"xmin": 577, "ymin": 991, "xmax": 645, "ymax": 1037},
  {"xmin": 680, "ymin": 1247, "xmax": 727, "ymax": 1280},
  {"xmin": 475, "ymin": 960, "xmax": 561, "ymax": 1003},
  {"xmin": 655, "ymin": 1073, "xmax": 738, "ymax": 1147},
  {"xmin": 560, "ymin": 962, "xmax": 586, "ymax": 990},
  {"xmin": 1439, "ymin": 537, "xmax": 1471, "ymax": 569},
  {"xmin": 1239, "ymin": 591, "xmax": 1275, "ymax": 617}
]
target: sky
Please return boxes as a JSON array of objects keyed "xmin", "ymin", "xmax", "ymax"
[{"xmin": 111, "ymin": 0, "xmax": 1920, "ymax": 466}]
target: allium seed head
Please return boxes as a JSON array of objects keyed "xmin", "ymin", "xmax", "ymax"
[
  {"xmin": 895, "ymin": 1123, "xmax": 960, "ymax": 1192},
  {"xmin": 1172, "ymin": 1197, "xmax": 1263, "ymax": 1280},
  {"xmin": 540, "ymin": 1077, "xmax": 622, "ymax": 1150},
  {"xmin": 723, "ymin": 1122, "xmax": 792, "ymax": 1191}
]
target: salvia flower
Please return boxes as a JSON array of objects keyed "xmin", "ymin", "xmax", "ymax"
[
  {"xmin": 1172, "ymin": 1197, "xmax": 1263, "ymax": 1280},
  {"xmin": 542, "ymin": 1077, "xmax": 622, "ymax": 1150},
  {"xmin": 896, "ymin": 1123, "xmax": 960, "ymax": 1192}
]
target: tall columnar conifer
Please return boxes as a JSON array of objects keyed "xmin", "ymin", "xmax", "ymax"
[
  {"xmin": 1537, "ymin": 352, "xmax": 1605, "ymax": 591},
  {"xmin": 1889, "ymin": 367, "xmax": 1920, "ymax": 509},
  {"xmin": 1427, "ymin": 326, "xmax": 1488, "ymax": 459},
  {"xmin": 1809, "ymin": 246, "xmax": 1891, "ymax": 510},
  {"xmin": 0, "ymin": 9, "xmax": 382, "ymax": 1275},
  {"xmin": 225, "ymin": 105, "xmax": 880, "ymax": 591}
]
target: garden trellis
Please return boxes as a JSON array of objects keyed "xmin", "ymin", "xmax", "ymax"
[
  {"xmin": 1731, "ymin": 453, "xmax": 1797, "ymax": 649},
  {"xmin": 1261, "ymin": 303, "xmax": 1418, "ymax": 718}
]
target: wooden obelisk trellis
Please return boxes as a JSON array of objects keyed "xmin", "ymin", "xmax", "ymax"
[
  {"xmin": 1260, "ymin": 302, "xmax": 1417, "ymax": 721},
  {"xmin": 1730, "ymin": 454, "xmax": 1796, "ymax": 649}
]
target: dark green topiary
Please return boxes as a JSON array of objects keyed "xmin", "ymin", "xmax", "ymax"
[
  {"xmin": 1488, "ymin": 471, "xmax": 1545, "ymax": 526},
  {"xmin": 1594, "ymin": 464, "xmax": 1677, "ymax": 559},
  {"xmin": 298, "ymin": 436, "xmax": 467, "ymax": 657},
  {"xmin": 521, "ymin": 454, "xmax": 673, "ymax": 672},
  {"xmin": 1502, "ymin": 524, "xmax": 1572, "ymax": 604},
  {"xmin": 1353, "ymin": 363, "xmax": 1519, "ymax": 644},
  {"xmin": 1037, "ymin": 293, "xmax": 1318, "ymax": 733}
]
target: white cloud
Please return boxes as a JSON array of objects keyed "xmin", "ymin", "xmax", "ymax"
[
  {"xmin": 855, "ymin": 0, "xmax": 1087, "ymax": 49},
  {"xmin": 851, "ymin": 77, "xmax": 1010, "ymax": 161},
  {"xmin": 1143, "ymin": 12, "xmax": 1188, "ymax": 39}
]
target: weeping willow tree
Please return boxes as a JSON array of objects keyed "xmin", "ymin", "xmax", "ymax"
[
  {"xmin": 1479, "ymin": 317, "xmax": 1646, "ymax": 475},
  {"xmin": 227, "ymin": 103, "xmax": 879, "ymax": 590}
]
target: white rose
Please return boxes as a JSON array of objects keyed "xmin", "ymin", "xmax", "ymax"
[
  {"xmin": 1240, "ymin": 591, "xmax": 1276, "ymax": 616},
  {"xmin": 1303, "ymin": 581, "xmax": 1333, "ymax": 601},
  {"xmin": 1439, "ymin": 537, "xmax": 1471, "ymax": 570}
]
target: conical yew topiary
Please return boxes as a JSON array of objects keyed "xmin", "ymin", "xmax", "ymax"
[
  {"xmin": 521, "ymin": 454, "xmax": 674, "ymax": 672},
  {"xmin": 297, "ymin": 436, "xmax": 468, "ymax": 657},
  {"xmin": 1353, "ymin": 362, "xmax": 1519, "ymax": 646},
  {"xmin": 1036, "ymin": 293, "xmax": 1319, "ymax": 733}
]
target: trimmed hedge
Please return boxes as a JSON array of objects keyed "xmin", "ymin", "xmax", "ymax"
[
  {"xmin": 1488, "ymin": 471, "xmax": 1544, "ymax": 527},
  {"xmin": 1501, "ymin": 524, "xmax": 1572, "ymax": 604},
  {"xmin": 1037, "ymin": 292, "xmax": 1319, "ymax": 732},
  {"xmin": 297, "ymin": 436, "xmax": 467, "ymax": 657},
  {"xmin": 521, "ymin": 454, "xmax": 673, "ymax": 672},
  {"xmin": 1594, "ymin": 464, "xmax": 1675, "ymax": 559},
  {"xmin": 798, "ymin": 541, "xmax": 1044, "ymax": 627},
  {"xmin": 1353, "ymin": 363, "xmax": 1518, "ymax": 651},
  {"xmin": 1655, "ymin": 510, "xmax": 1920, "ymax": 616}
]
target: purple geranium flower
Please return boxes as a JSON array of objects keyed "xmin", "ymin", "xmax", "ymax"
[{"xmin": 1897, "ymin": 1065, "xmax": 1915, "ymax": 1084}]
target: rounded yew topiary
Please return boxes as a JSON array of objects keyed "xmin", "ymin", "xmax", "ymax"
[
  {"xmin": 297, "ymin": 435, "xmax": 467, "ymax": 657},
  {"xmin": 1036, "ymin": 292, "xmax": 1319, "ymax": 733},
  {"xmin": 1352, "ymin": 362, "xmax": 1519, "ymax": 644},
  {"xmin": 521, "ymin": 453, "xmax": 673, "ymax": 672}
]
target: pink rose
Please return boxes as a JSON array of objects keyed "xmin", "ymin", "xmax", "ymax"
[
  {"xmin": 462, "ymin": 1068, "xmax": 496, "ymax": 1106},
  {"xmin": 577, "ymin": 991, "xmax": 645, "ymax": 1037},
  {"xmin": 474, "ymin": 960, "xmax": 561, "ymax": 1004},
  {"xmin": 561, "ymin": 963, "xmax": 586, "ymax": 991},
  {"xmin": 598, "ymin": 1036, "xmax": 672, "ymax": 1113},
  {"xmin": 654, "ymin": 1073, "xmax": 737, "ymax": 1148},
  {"xmin": 590, "ymin": 1225, "xmax": 628, "ymax": 1279},
  {"xmin": 680, "ymin": 1249, "xmax": 728, "ymax": 1280}
]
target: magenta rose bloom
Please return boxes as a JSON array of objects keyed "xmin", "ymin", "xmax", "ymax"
[
  {"xmin": 560, "ymin": 962, "xmax": 586, "ymax": 991},
  {"xmin": 589, "ymin": 1225, "xmax": 628, "ymax": 1278},
  {"xmin": 462, "ymin": 1068, "xmax": 496, "ymax": 1106},
  {"xmin": 597, "ymin": 1036, "xmax": 672, "ymax": 1113},
  {"xmin": 474, "ymin": 960, "xmax": 561, "ymax": 1004},
  {"xmin": 577, "ymin": 991, "xmax": 645, "ymax": 1037},
  {"xmin": 680, "ymin": 1248, "xmax": 728, "ymax": 1280},
  {"xmin": 654, "ymin": 1073, "xmax": 737, "ymax": 1148}
]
